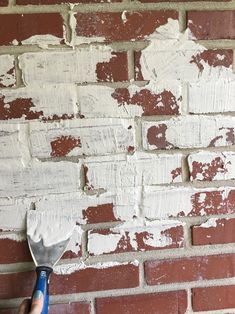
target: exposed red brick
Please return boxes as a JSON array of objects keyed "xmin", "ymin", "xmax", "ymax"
[
  {"xmin": 171, "ymin": 167, "xmax": 182, "ymax": 181},
  {"xmin": 75, "ymin": 11, "xmax": 178, "ymax": 42},
  {"xmin": 96, "ymin": 52, "xmax": 128, "ymax": 82},
  {"xmin": 0, "ymin": 96, "xmax": 43, "ymax": 120},
  {"xmin": 192, "ymin": 218, "xmax": 235, "ymax": 245},
  {"xmin": 17, "ymin": 0, "xmax": 120, "ymax": 3},
  {"xmin": 88, "ymin": 225, "xmax": 184, "ymax": 255},
  {"xmin": 147, "ymin": 124, "xmax": 175, "ymax": 149},
  {"xmin": 145, "ymin": 253, "xmax": 235, "ymax": 285},
  {"xmin": 51, "ymin": 263, "xmax": 139, "ymax": 295},
  {"xmin": 0, "ymin": 238, "xmax": 32, "ymax": 264},
  {"xmin": 190, "ymin": 50, "xmax": 233, "ymax": 72},
  {"xmin": 82, "ymin": 203, "xmax": 118, "ymax": 224},
  {"xmin": 0, "ymin": 302, "xmax": 91, "ymax": 314},
  {"xmin": 190, "ymin": 189, "xmax": 235, "ymax": 216},
  {"xmin": 188, "ymin": 11, "xmax": 235, "ymax": 40},
  {"xmin": 192, "ymin": 285, "xmax": 235, "ymax": 311},
  {"xmin": 96, "ymin": 291, "xmax": 187, "ymax": 314},
  {"xmin": 190, "ymin": 157, "xmax": 226, "ymax": 181},
  {"xmin": 50, "ymin": 135, "xmax": 81, "ymax": 157},
  {"xmin": 0, "ymin": 14, "xmax": 64, "ymax": 45},
  {"xmin": 111, "ymin": 88, "xmax": 180, "ymax": 116},
  {"xmin": 0, "ymin": 0, "xmax": 8, "ymax": 6},
  {"xmin": 0, "ymin": 263, "xmax": 138, "ymax": 298}
]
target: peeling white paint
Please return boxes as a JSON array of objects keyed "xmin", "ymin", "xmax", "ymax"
[
  {"xmin": 78, "ymin": 81, "xmax": 181, "ymax": 118},
  {"xmin": 85, "ymin": 152, "xmax": 182, "ymax": 189},
  {"xmin": 188, "ymin": 80, "xmax": 235, "ymax": 113},
  {"xmin": 27, "ymin": 210, "xmax": 76, "ymax": 247},
  {"xmin": 143, "ymin": 115, "xmax": 235, "ymax": 150},
  {"xmin": 54, "ymin": 260, "xmax": 139, "ymax": 275},
  {"xmin": 0, "ymin": 55, "xmax": 15, "ymax": 87},
  {"xmin": 188, "ymin": 151, "xmax": 235, "ymax": 181},
  {"xmin": 18, "ymin": 46, "xmax": 115, "ymax": 85},
  {"xmin": 0, "ymin": 159, "xmax": 80, "ymax": 198},
  {"xmin": 0, "ymin": 84, "xmax": 78, "ymax": 120},
  {"xmin": 29, "ymin": 118, "xmax": 135, "ymax": 158}
]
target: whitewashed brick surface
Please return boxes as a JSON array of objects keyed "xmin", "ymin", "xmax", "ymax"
[
  {"xmin": 29, "ymin": 118, "xmax": 135, "ymax": 158},
  {"xmin": 84, "ymin": 152, "xmax": 183, "ymax": 189},
  {"xmin": 0, "ymin": 55, "xmax": 16, "ymax": 87},
  {"xmin": 0, "ymin": 123, "xmax": 22, "ymax": 159}
]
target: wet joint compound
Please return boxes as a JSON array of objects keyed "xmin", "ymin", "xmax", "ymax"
[{"xmin": 0, "ymin": 2, "xmax": 235, "ymax": 314}]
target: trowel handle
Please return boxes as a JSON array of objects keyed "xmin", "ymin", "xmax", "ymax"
[{"xmin": 32, "ymin": 266, "xmax": 53, "ymax": 314}]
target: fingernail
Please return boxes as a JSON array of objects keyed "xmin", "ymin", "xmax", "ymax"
[{"xmin": 33, "ymin": 290, "xmax": 43, "ymax": 301}]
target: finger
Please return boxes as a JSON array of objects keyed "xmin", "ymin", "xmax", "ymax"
[
  {"xmin": 29, "ymin": 290, "xmax": 44, "ymax": 314},
  {"xmin": 17, "ymin": 299, "xmax": 30, "ymax": 314}
]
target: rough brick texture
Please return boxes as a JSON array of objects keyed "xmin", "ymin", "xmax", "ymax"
[
  {"xmin": 96, "ymin": 291, "xmax": 187, "ymax": 314},
  {"xmin": 188, "ymin": 11, "xmax": 235, "ymax": 40},
  {"xmin": 1, "ymin": 1, "xmax": 235, "ymax": 313},
  {"xmin": 0, "ymin": 14, "xmax": 64, "ymax": 46}
]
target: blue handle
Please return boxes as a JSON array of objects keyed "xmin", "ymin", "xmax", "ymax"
[{"xmin": 32, "ymin": 266, "xmax": 53, "ymax": 314}]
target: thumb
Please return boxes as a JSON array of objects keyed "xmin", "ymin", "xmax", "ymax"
[{"xmin": 30, "ymin": 290, "xmax": 44, "ymax": 314}]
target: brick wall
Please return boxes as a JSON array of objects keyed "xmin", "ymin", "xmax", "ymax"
[{"xmin": 0, "ymin": 0, "xmax": 235, "ymax": 313}]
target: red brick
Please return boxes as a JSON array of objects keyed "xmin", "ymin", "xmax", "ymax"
[
  {"xmin": 0, "ymin": 14, "xmax": 64, "ymax": 45},
  {"xmin": 0, "ymin": 263, "xmax": 139, "ymax": 298},
  {"xmin": 145, "ymin": 254, "xmax": 235, "ymax": 285},
  {"xmin": 188, "ymin": 11, "xmax": 235, "ymax": 40},
  {"xmin": 0, "ymin": 237, "xmax": 31, "ymax": 264},
  {"xmin": 0, "ymin": 302, "xmax": 91, "ymax": 314},
  {"xmin": 0, "ymin": 0, "xmax": 8, "ymax": 6},
  {"xmin": 192, "ymin": 218, "xmax": 235, "ymax": 245},
  {"xmin": 96, "ymin": 291, "xmax": 187, "ymax": 314},
  {"xmin": 75, "ymin": 11, "xmax": 178, "ymax": 42},
  {"xmin": 192, "ymin": 285, "xmax": 235, "ymax": 311},
  {"xmin": 88, "ymin": 223, "xmax": 184, "ymax": 255},
  {"xmin": 17, "ymin": 0, "xmax": 120, "ymax": 3}
]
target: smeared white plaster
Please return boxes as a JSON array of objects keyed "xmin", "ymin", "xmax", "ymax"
[
  {"xmin": 0, "ymin": 123, "xmax": 21, "ymax": 159},
  {"xmin": 0, "ymin": 232, "xmax": 25, "ymax": 242},
  {"xmin": 188, "ymin": 151, "xmax": 235, "ymax": 181},
  {"xmin": 84, "ymin": 152, "xmax": 182, "ymax": 189},
  {"xmin": 0, "ymin": 159, "xmax": 80, "ymax": 197},
  {"xmin": 29, "ymin": 118, "xmax": 135, "ymax": 158},
  {"xmin": 66, "ymin": 225, "xmax": 83, "ymax": 254},
  {"xmin": 21, "ymin": 34, "xmax": 63, "ymax": 48},
  {"xmin": 0, "ymin": 84, "xmax": 77, "ymax": 120},
  {"xmin": 143, "ymin": 115, "xmax": 235, "ymax": 150},
  {"xmin": 198, "ymin": 218, "xmax": 218, "ymax": 229},
  {"xmin": 146, "ymin": 18, "xmax": 180, "ymax": 40},
  {"xmin": 18, "ymin": 46, "xmax": 115, "ymax": 85},
  {"xmin": 78, "ymin": 81, "xmax": 181, "ymax": 118},
  {"xmin": 0, "ymin": 55, "xmax": 15, "ymax": 87},
  {"xmin": 139, "ymin": 29, "xmax": 234, "ymax": 82},
  {"xmin": 88, "ymin": 219, "xmax": 184, "ymax": 255},
  {"xmin": 27, "ymin": 210, "xmax": 76, "ymax": 247},
  {"xmin": 54, "ymin": 260, "xmax": 139, "ymax": 275},
  {"xmin": 189, "ymin": 80, "xmax": 235, "ymax": 113},
  {"xmin": 143, "ymin": 186, "xmax": 232, "ymax": 219}
]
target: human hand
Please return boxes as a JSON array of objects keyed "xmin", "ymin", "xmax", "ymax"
[{"xmin": 17, "ymin": 290, "xmax": 43, "ymax": 314}]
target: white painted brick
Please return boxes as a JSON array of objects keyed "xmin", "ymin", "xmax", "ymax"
[
  {"xmin": 143, "ymin": 115, "xmax": 235, "ymax": 150},
  {"xmin": 143, "ymin": 186, "xmax": 235, "ymax": 219},
  {"xmin": 138, "ymin": 38, "xmax": 234, "ymax": 82},
  {"xmin": 84, "ymin": 152, "xmax": 183, "ymax": 189},
  {"xmin": 0, "ymin": 159, "xmax": 80, "ymax": 198},
  {"xmin": 88, "ymin": 219, "xmax": 184, "ymax": 255},
  {"xmin": 188, "ymin": 80, "xmax": 235, "ymax": 113},
  {"xmin": 19, "ymin": 47, "xmax": 117, "ymax": 85},
  {"xmin": 78, "ymin": 81, "xmax": 181, "ymax": 118},
  {"xmin": 0, "ymin": 123, "xmax": 21, "ymax": 159},
  {"xmin": 35, "ymin": 188, "xmax": 140, "ymax": 223},
  {"xmin": 29, "ymin": 118, "xmax": 135, "ymax": 158},
  {"xmin": 188, "ymin": 151, "xmax": 235, "ymax": 181},
  {"xmin": 0, "ymin": 55, "xmax": 16, "ymax": 87},
  {"xmin": 0, "ymin": 84, "xmax": 78, "ymax": 120}
]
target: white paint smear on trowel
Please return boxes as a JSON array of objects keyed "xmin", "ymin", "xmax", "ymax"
[{"xmin": 27, "ymin": 211, "xmax": 76, "ymax": 247}]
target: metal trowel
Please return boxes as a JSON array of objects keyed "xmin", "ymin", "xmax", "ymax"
[{"xmin": 27, "ymin": 211, "xmax": 75, "ymax": 314}]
